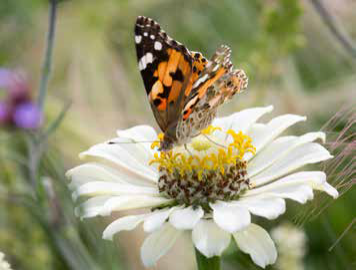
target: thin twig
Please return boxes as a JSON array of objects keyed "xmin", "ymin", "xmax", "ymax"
[
  {"xmin": 38, "ymin": 0, "xmax": 58, "ymax": 110},
  {"xmin": 310, "ymin": 0, "xmax": 356, "ymax": 59},
  {"xmin": 42, "ymin": 101, "xmax": 72, "ymax": 140},
  {"xmin": 329, "ymin": 218, "xmax": 356, "ymax": 252}
]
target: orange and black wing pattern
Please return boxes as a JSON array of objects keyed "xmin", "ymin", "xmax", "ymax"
[
  {"xmin": 182, "ymin": 45, "xmax": 233, "ymax": 121},
  {"xmin": 134, "ymin": 16, "xmax": 248, "ymax": 147},
  {"xmin": 135, "ymin": 16, "xmax": 197, "ymax": 132}
]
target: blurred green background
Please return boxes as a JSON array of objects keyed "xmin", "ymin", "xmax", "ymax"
[{"xmin": 0, "ymin": 0, "xmax": 355, "ymax": 269}]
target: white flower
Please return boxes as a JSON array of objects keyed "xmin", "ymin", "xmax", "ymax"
[
  {"xmin": 67, "ymin": 106, "xmax": 338, "ymax": 268},
  {"xmin": 0, "ymin": 252, "xmax": 12, "ymax": 270}
]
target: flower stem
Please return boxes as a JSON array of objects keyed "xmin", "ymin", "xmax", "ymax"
[
  {"xmin": 29, "ymin": 0, "xmax": 57, "ymax": 192},
  {"xmin": 195, "ymin": 248, "xmax": 221, "ymax": 270},
  {"xmin": 38, "ymin": 0, "xmax": 57, "ymax": 111}
]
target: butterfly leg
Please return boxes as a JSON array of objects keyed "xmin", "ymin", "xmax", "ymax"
[
  {"xmin": 202, "ymin": 134, "xmax": 227, "ymax": 149},
  {"xmin": 184, "ymin": 143, "xmax": 194, "ymax": 156}
]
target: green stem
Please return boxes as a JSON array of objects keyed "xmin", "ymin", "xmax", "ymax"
[
  {"xmin": 37, "ymin": 0, "xmax": 57, "ymax": 110},
  {"xmin": 195, "ymin": 248, "xmax": 221, "ymax": 270},
  {"xmin": 29, "ymin": 0, "xmax": 57, "ymax": 196}
]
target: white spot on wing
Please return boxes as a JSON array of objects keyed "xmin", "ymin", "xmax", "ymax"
[
  {"xmin": 144, "ymin": 32, "xmax": 148, "ymax": 37},
  {"xmin": 138, "ymin": 60, "xmax": 144, "ymax": 71},
  {"xmin": 192, "ymin": 74, "xmax": 208, "ymax": 88},
  {"xmin": 146, "ymin": 52, "xmax": 153, "ymax": 63},
  {"xmin": 150, "ymin": 35, "xmax": 155, "ymax": 40},
  {"xmin": 154, "ymin": 41, "xmax": 162, "ymax": 51},
  {"xmin": 135, "ymin": 35, "xmax": 142, "ymax": 44},
  {"xmin": 212, "ymin": 64, "xmax": 220, "ymax": 72},
  {"xmin": 138, "ymin": 52, "xmax": 154, "ymax": 71}
]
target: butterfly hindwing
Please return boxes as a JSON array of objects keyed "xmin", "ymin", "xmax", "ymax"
[
  {"xmin": 181, "ymin": 45, "xmax": 233, "ymax": 121},
  {"xmin": 176, "ymin": 46, "xmax": 249, "ymax": 142}
]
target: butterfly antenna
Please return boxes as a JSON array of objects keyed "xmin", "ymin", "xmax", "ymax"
[
  {"xmin": 108, "ymin": 140, "xmax": 155, "ymax": 145},
  {"xmin": 184, "ymin": 144, "xmax": 194, "ymax": 156}
]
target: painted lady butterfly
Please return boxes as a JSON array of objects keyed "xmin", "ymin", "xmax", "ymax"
[{"xmin": 135, "ymin": 16, "xmax": 248, "ymax": 151}]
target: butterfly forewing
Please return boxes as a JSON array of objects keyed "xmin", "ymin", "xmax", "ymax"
[
  {"xmin": 181, "ymin": 45, "xmax": 233, "ymax": 121},
  {"xmin": 135, "ymin": 16, "xmax": 195, "ymax": 133}
]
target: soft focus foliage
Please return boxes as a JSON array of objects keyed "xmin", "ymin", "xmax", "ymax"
[{"xmin": 0, "ymin": 0, "xmax": 355, "ymax": 269}]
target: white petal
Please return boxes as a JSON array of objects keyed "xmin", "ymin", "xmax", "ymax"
[
  {"xmin": 210, "ymin": 201, "xmax": 251, "ymax": 233},
  {"xmin": 103, "ymin": 213, "xmax": 148, "ymax": 240},
  {"xmin": 110, "ymin": 134, "xmax": 156, "ymax": 161},
  {"xmin": 233, "ymin": 224, "xmax": 277, "ymax": 268},
  {"xmin": 79, "ymin": 141, "xmax": 157, "ymax": 182},
  {"xmin": 236, "ymin": 195, "xmax": 286, "ymax": 220},
  {"xmin": 67, "ymin": 162, "xmax": 155, "ymax": 188},
  {"xmin": 213, "ymin": 106, "xmax": 273, "ymax": 134},
  {"xmin": 192, "ymin": 219, "xmax": 231, "ymax": 258},
  {"xmin": 73, "ymin": 181, "xmax": 159, "ymax": 198},
  {"xmin": 319, "ymin": 182, "xmax": 339, "ymax": 199},
  {"xmin": 248, "ymin": 132, "xmax": 326, "ymax": 177},
  {"xmin": 141, "ymin": 223, "xmax": 181, "ymax": 267},
  {"xmin": 245, "ymin": 114, "xmax": 307, "ymax": 160},
  {"xmin": 75, "ymin": 195, "xmax": 111, "ymax": 219},
  {"xmin": 107, "ymin": 137, "xmax": 154, "ymax": 167},
  {"xmin": 246, "ymin": 171, "xmax": 338, "ymax": 203},
  {"xmin": 100, "ymin": 195, "xmax": 173, "ymax": 216},
  {"xmin": 169, "ymin": 206, "xmax": 204, "ymax": 230},
  {"xmin": 117, "ymin": 125, "xmax": 157, "ymax": 142},
  {"xmin": 250, "ymin": 142, "xmax": 332, "ymax": 186},
  {"xmin": 116, "ymin": 125, "xmax": 158, "ymax": 160},
  {"xmin": 143, "ymin": 207, "xmax": 180, "ymax": 233}
]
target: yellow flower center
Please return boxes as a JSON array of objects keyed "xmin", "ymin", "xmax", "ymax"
[
  {"xmin": 149, "ymin": 126, "xmax": 256, "ymax": 205},
  {"xmin": 149, "ymin": 126, "xmax": 255, "ymax": 179},
  {"xmin": 191, "ymin": 137, "xmax": 212, "ymax": 152}
]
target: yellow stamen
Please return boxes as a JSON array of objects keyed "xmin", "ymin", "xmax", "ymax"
[
  {"xmin": 201, "ymin": 125, "xmax": 222, "ymax": 135},
  {"xmin": 149, "ymin": 126, "xmax": 255, "ymax": 181},
  {"xmin": 151, "ymin": 133, "xmax": 165, "ymax": 149}
]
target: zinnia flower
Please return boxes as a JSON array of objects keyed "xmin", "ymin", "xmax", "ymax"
[{"xmin": 67, "ymin": 106, "xmax": 338, "ymax": 268}]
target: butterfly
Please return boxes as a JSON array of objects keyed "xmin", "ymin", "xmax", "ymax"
[{"xmin": 135, "ymin": 16, "xmax": 248, "ymax": 151}]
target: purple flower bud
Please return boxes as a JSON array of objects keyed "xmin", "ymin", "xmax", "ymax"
[{"xmin": 13, "ymin": 102, "xmax": 42, "ymax": 130}]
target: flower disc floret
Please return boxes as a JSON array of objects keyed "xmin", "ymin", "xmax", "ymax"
[{"xmin": 149, "ymin": 126, "xmax": 256, "ymax": 205}]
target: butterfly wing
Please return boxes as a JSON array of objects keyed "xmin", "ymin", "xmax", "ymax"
[
  {"xmin": 176, "ymin": 45, "xmax": 248, "ymax": 142},
  {"xmin": 181, "ymin": 45, "xmax": 233, "ymax": 121},
  {"xmin": 134, "ymin": 17, "xmax": 247, "ymax": 148},
  {"xmin": 135, "ymin": 16, "xmax": 196, "ymax": 134},
  {"xmin": 208, "ymin": 68, "xmax": 248, "ymax": 107}
]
